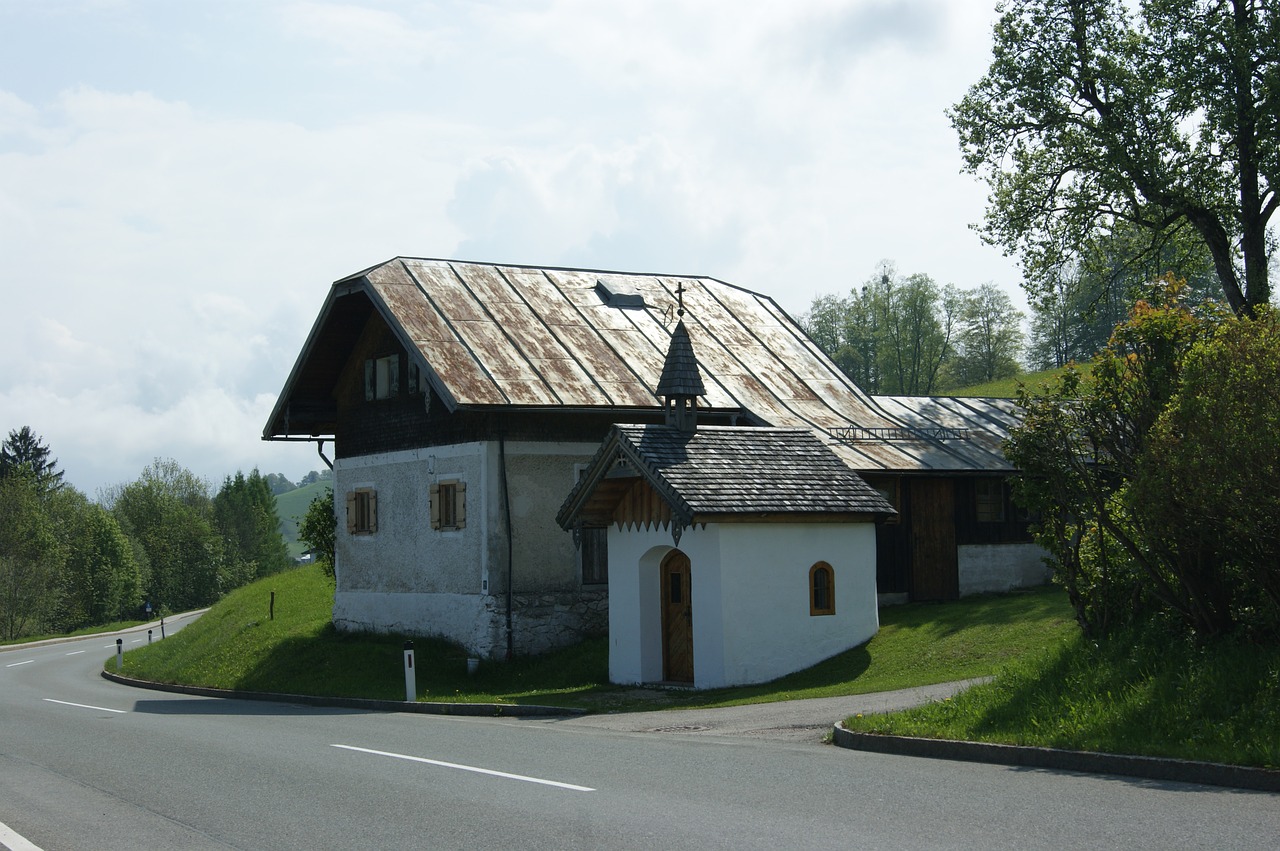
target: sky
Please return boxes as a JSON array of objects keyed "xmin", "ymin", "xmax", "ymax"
[{"xmin": 0, "ymin": 0, "xmax": 1024, "ymax": 496}]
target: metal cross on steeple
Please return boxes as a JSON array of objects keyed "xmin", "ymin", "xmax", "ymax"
[{"xmin": 676, "ymin": 281, "xmax": 686, "ymax": 318}]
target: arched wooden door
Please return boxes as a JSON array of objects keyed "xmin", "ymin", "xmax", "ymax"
[{"xmin": 661, "ymin": 550, "xmax": 694, "ymax": 683}]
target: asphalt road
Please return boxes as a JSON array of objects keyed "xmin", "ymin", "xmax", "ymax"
[{"xmin": 2, "ymin": 621, "xmax": 1278, "ymax": 850}]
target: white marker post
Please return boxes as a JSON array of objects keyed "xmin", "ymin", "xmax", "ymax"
[
  {"xmin": 403, "ymin": 640, "xmax": 415, "ymax": 703},
  {"xmin": 148, "ymin": 629, "xmax": 153, "ymax": 644},
  {"xmin": 115, "ymin": 638, "xmax": 123, "ymax": 671}
]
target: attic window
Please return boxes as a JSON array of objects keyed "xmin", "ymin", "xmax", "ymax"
[
  {"xmin": 365, "ymin": 355, "xmax": 399, "ymax": 400},
  {"xmin": 595, "ymin": 279, "xmax": 646, "ymax": 309}
]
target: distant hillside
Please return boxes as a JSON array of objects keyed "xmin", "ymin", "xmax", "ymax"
[
  {"xmin": 275, "ymin": 481, "xmax": 332, "ymax": 558},
  {"xmin": 946, "ymin": 365, "xmax": 1092, "ymax": 399}
]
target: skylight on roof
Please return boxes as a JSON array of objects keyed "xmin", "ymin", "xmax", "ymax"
[{"xmin": 595, "ymin": 279, "xmax": 647, "ymax": 309}]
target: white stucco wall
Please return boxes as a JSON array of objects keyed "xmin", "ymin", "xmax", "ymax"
[
  {"xmin": 957, "ymin": 542, "xmax": 1053, "ymax": 596},
  {"xmin": 607, "ymin": 521, "xmax": 879, "ymax": 689},
  {"xmin": 331, "ymin": 440, "xmax": 608, "ymax": 658}
]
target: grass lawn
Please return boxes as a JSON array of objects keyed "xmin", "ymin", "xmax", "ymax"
[
  {"xmin": 948, "ymin": 365, "xmax": 1092, "ymax": 399},
  {"xmin": 843, "ymin": 625, "xmax": 1280, "ymax": 769},
  {"xmin": 117, "ymin": 565, "xmax": 1074, "ymax": 713}
]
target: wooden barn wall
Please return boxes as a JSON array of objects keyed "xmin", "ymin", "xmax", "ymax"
[{"xmin": 870, "ymin": 475, "xmax": 1034, "ymax": 601}]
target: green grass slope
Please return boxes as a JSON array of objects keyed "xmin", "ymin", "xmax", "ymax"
[
  {"xmin": 274, "ymin": 481, "xmax": 331, "ymax": 558},
  {"xmin": 118, "ymin": 565, "xmax": 1074, "ymax": 712},
  {"xmin": 845, "ymin": 625, "xmax": 1280, "ymax": 768},
  {"xmin": 947, "ymin": 365, "xmax": 1091, "ymax": 399}
]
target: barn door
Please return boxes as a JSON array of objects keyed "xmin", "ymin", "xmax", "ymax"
[
  {"xmin": 661, "ymin": 550, "xmax": 694, "ymax": 683},
  {"xmin": 910, "ymin": 479, "xmax": 958, "ymax": 601}
]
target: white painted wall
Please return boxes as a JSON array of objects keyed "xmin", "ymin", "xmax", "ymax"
[
  {"xmin": 331, "ymin": 440, "xmax": 608, "ymax": 658},
  {"xmin": 957, "ymin": 542, "xmax": 1053, "ymax": 596},
  {"xmin": 606, "ymin": 521, "xmax": 879, "ymax": 689}
]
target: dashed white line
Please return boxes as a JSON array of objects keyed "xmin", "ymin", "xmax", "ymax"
[
  {"xmin": 0, "ymin": 819, "xmax": 44, "ymax": 851},
  {"xmin": 331, "ymin": 744, "xmax": 595, "ymax": 792},
  {"xmin": 43, "ymin": 698, "xmax": 126, "ymax": 714},
  {"xmin": 5, "ymin": 660, "xmax": 34, "ymax": 668},
  {"xmin": 65, "ymin": 650, "xmax": 86, "ymax": 656}
]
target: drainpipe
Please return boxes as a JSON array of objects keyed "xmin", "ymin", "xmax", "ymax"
[
  {"xmin": 499, "ymin": 434, "xmax": 514, "ymax": 660},
  {"xmin": 316, "ymin": 439, "xmax": 334, "ymax": 470}
]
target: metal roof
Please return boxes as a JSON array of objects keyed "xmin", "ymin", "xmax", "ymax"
[{"xmin": 264, "ymin": 258, "xmax": 1020, "ymax": 473}]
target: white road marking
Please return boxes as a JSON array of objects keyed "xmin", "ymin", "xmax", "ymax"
[
  {"xmin": 5, "ymin": 660, "xmax": 34, "ymax": 668},
  {"xmin": 331, "ymin": 744, "xmax": 595, "ymax": 792},
  {"xmin": 130, "ymin": 639, "xmax": 142, "ymax": 644},
  {"xmin": 43, "ymin": 698, "xmax": 126, "ymax": 714},
  {"xmin": 65, "ymin": 650, "xmax": 86, "ymax": 656},
  {"xmin": 0, "ymin": 819, "xmax": 44, "ymax": 851}
]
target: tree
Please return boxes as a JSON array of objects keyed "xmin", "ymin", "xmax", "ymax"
[
  {"xmin": 214, "ymin": 469, "xmax": 291, "ymax": 584},
  {"xmin": 1129, "ymin": 308, "xmax": 1280, "ymax": 634},
  {"xmin": 111, "ymin": 459, "xmax": 222, "ymax": 613},
  {"xmin": 1027, "ymin": 223, "xmax": 1222, "ymax": 368},
  {"xmin": 264, "ymin": 473, "xmax": 296, "ymax": 496},
  {"xmin": 1004, "ymin": 279, "xmax": 1280, "ymax": 638},
  {"xmin": 952, "ymin": 0, "xmax": 1279, "ymax": 318},
  {"xmin": 0, "ymin": 426, "xmax": 65, "ymax": 495},
  {"xmin": 299, "ymin": 488, "xmax": 336, "ymax": 579},
  {"xmin": 948, "ymin": 284, "xmax": 1026, "ymax": 386},
  {"xmin": 876, "ymin": 271, "xmax": 958, "ymax": 395},
  {"xmin": 0, "ymin": 473, "xmax": 63, "ymax": 639},
  {"xmin": 47, "ymin": 488, "xmax": 143, "ymax": 631}
]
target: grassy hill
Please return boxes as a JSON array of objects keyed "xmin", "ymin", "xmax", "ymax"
[
  {"xmin": 947, "ymin": 364, "xmax": 1091, "ymax": 399},
  {"xmin": 275, "ymin": 481, "xmax": 331, "ymax": 558},
  {"xmin": 118, "ymin": 564, "xmax": 1074, "ymax": 711}
]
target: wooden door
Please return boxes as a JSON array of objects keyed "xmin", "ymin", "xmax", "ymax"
[
  {"xmin": 910, "ymin": 478, "xmax": 958, "ymax": 601},
  {"xmin": 661, "ymin": 550, "xmax": 694, "ymax": 683}
]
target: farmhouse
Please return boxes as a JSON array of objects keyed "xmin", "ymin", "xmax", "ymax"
[{"xmin": 263, "ymin": 257, "xmax": 1046, "ymax": 663}]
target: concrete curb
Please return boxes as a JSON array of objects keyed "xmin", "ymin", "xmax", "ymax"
[
  {"xmin": 100, "ymin": 670, "xmax": 584, "ymax": 718},
  {"xmin": 832, "ymin": 725, "xmax": 1280, "ymax": 793}
]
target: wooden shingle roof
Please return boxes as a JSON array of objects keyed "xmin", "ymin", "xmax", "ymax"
[
  {"xmin": 655, "ymin": 320, "xmax": 706, "ymax": 399},
  {"xmin": 557, "ymin": 424, "xmax": 896, "ymax": 532}
]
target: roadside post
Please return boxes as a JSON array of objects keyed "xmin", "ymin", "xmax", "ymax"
[
  {"xmin": 148, "ymin": 629, "xmax": 153, "ymax": 644},
  {"xmin": 160, "ymin": 617, "xmax": 165, "ymax": 639},
  {"xmin": 403, "ymin": 640, "xmax": 415, "ymax": 702},
  {"xmin": 115, "ymin": 638, "xmax": 123, "ymax": 671}
]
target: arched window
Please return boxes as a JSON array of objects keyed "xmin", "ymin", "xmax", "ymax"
[{"xmin": 810, "ymin": 562, "xmax": 835, "ymax": 616}]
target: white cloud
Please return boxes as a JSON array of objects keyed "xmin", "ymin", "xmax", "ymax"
[{"xmin": 0, "ymin": 1, "xmax": 1024, "ymax": 496}]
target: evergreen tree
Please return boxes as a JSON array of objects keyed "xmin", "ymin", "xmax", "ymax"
[
  {"xmin": 214, "ymin": 469, "xmax": 291, "ymax": 584},
  {"xmin": 0, "ymin": 426, "xmax": 65, "ymax": 495}
]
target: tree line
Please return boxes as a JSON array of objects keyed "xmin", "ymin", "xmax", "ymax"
[
  {"xmin": 802, "ymin": 263, "xmax": 1026, "ymax": 394},
  {"xmin": 0, "ymin": 427, "xmax": 292, "ymax": 641},
  {"xmin": 956, "ymin": 1, "xmax": 1279, "ymax": 642}
]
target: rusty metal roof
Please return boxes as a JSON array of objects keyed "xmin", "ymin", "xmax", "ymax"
[{"xmin": 264, "ymin": 257, "xmax": 1019, "ymax": 473}]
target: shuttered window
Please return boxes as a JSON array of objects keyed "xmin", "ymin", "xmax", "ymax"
[
  {"xmin": 345, "ymin": 487, "xmax": 377, "ymax": 535},
  {"xmin": 364, "ymin": 355, "xmax": 399, "ymax": 401},
  {"xmin": 430, "ymin": 480, "xmax": 466, "ymax": 530}
]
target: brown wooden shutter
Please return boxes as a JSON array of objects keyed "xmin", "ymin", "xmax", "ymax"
[
  {"xmin": 368, "ymin": 490, "xmax": 378, "ymax": 533},
  {"xmin": 454, "ymin": 481, "xmax": 466, "ymax": 528},
  {"xmin": 345, "ymin": 491, "xmax": 357, "ymax": 533},
  {"xmin": 430, "ymin": 482, "xmax": 440, "ymax": 530}
]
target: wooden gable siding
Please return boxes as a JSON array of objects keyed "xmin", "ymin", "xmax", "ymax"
[{"xmin": 612, "ymin": 477, "xmax": 676, "ymax": 531}]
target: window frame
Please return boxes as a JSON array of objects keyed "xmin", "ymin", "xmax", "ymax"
[
  {"xmin": 346, "ymin": 487, "xmax": 378, "ymax": 535},
  {"xmin": 364, "ymin": 354, "xmax": 400, "ymax": 401},
  {"xmin": 809, "ymin": 561, "xmax": 835, "ymax": 616},
  {"xmin": 975, "ymin": 478, "xmax": 1006, "ymax": 523},
  {"xmin": 430, "ymin": 478, "xmax": 466, "ymax": 531}
]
